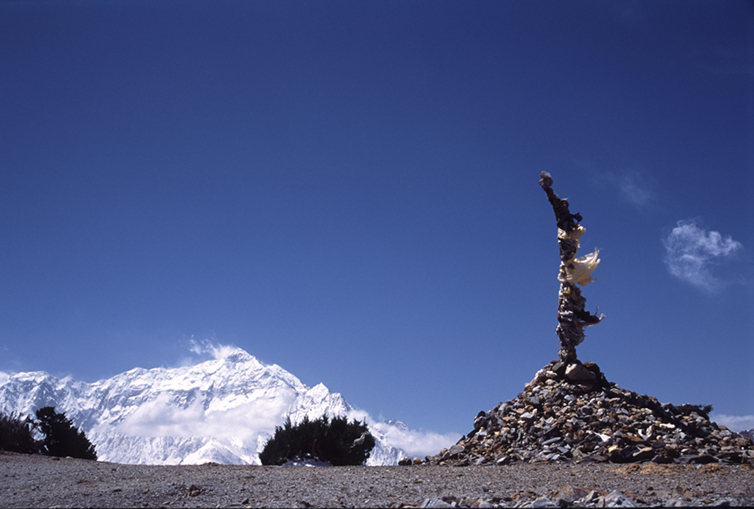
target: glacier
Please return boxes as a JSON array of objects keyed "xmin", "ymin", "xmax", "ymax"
[{"xmin": 0, "ymin": 346, "xmax": 412, "ymax": 465}]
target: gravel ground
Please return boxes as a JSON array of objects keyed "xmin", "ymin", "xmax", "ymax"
[{"xmin": 2, "ymin": 451, "xmax": 754, "ymax": 508}]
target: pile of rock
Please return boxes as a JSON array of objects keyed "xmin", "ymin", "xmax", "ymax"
[{"xmin": 428, "ymin": 360, "xmax": 754, "ymax": 467}]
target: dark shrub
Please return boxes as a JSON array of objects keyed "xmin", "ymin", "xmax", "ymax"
[
  {"xmin": 260, "ymin": 414, "xmax": 374, "ymax": 466},
  {"xmin": 35, "ymin": 406, "xmax": 97, "ymax": 460},
  {"xmin": 0, "ymin": 411, "xmax": 38, "ymax": 454}
]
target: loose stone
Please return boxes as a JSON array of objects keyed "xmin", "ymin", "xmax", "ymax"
[{"xmin": 427, "ymin": 360, "xmax": 754, "ymax": 467}]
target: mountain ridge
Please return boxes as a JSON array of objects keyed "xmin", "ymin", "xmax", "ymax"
[{"xmin": 0, "ymin": 346, "xmax": 409, "ymax": 465}]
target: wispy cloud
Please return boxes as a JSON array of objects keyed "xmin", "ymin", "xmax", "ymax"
[
  {"xmin": 171, "ymin": 337, "xmax": 241, "ymax": 367},
  {"xmin": 616, "ymin": 171, "xmax": 655, "ymax": 208},
  {"xmin": 188, "ymin": 338, "xmax": 239, "ymax": 361},
  {"xmin": 662, "ymin": 219, "xmax": 744, "ymax": 292},
  {"xmin": 710, "ymin": 414, "xmax": 754, "ymax": 433},
  {"xmin": 591, "ymin": 169, "xmax": 656, "ymax": 209}
]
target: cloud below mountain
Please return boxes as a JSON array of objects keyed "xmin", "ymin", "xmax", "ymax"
[
  {"xmin": 369, "ymin": 421, "xmax": 462, "ymax": 459},
  {"xmin": 117, "ymin": 393, "xmax": 293, "ymax": 441}
]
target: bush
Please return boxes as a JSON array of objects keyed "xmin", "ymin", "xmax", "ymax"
[
  {"xmin": 259, "ymin": 414, "xmax": 374, "ymax": 466},
  {"xmin": 35, "ymin": 406, "xmax": 97, "ymax": 460},
  {"xmin": 0, "ymin": 411, "xmax": 38, "ymax": 454}
]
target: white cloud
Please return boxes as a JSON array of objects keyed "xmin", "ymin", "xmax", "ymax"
[
  {"xmin": 369, "ymin": 420, "xmax": 461, "ymax": 459},
  {"xmin": 710, "ymin": 414, "xmax": 754, "ymax": 433},
  {"xmin": 184, "ymin": 338, "xmax": 245, "ymax": 364},
  {"xmin": 591, "ymin": 169, "xmax": 656, "ymax": 209},
  {"xmin": 188, "ymin": 338, "xmax": 230, "ymax": 358},
  {"xmin": 0, "ymin": 371, "xmax": 9, "ymax": 385},
  {"xmin": 117, "ymin": 393, "xmax": 208, "ymax": 438},
  {"xmin": 289, "ymin": 401, "xmax": 461, "ymax": 459},
  {"xmin": 662, "ymin": 219, "xmax": 743, "ymax": 292},
  {"xmin": 115, "ymin": 341, "xmax": 462, "ymax": 462},
  {"xmin": 616, "ymin": 171, "xmax": 654, "ymax": 208},
  {"xmin": 289, "ymin": 402, "xmax": 461, "ymax": 459},
  {"xmin": 114, "ymin": 387, "xmax": 460, "ymax": 461},
  {"xmin": 116, "ymin": 393, "xmax": 295, "ymax": 453}
]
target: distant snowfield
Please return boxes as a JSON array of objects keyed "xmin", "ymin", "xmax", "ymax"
[{"xmin": 0, "ymin": 344, "xmax": 460, "ymax": 465}]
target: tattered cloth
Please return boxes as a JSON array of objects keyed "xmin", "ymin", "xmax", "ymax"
[{"xmin": 559, "ymin": 248, "xmax": 600, "ymax": 286}]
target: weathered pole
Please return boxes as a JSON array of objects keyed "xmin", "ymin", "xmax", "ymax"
[{"xmin": 538, "ymin": 172, "xmax": 604, "ymax": 362}]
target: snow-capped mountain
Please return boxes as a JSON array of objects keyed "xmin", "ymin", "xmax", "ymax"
[{"xmin": 0, "ymin": 346, "xmax": 407, "ymax": 465}]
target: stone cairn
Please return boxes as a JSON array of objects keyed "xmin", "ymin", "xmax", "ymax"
[
  {"xmin": 428, "ymin": 360, "xmax": 754, "ymax": 466},
  {"xmin": 427, "ymin": 173, "xmax": 754, "ymax": 467}
]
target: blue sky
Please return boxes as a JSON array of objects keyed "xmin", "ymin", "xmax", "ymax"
[{"xmin": 1, "ymin": 0, "xmax": 752, "ymax": 436}]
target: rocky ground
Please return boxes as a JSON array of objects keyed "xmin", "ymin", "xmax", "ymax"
[{"xmin": 2, "ymin": 450, "xmax": 754, "ymax": 508}]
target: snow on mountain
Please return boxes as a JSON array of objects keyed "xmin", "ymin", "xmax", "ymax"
[
  {"xmin": 740, "ymin": 429, "xmax": 754, "ymax": 441},
  {"xmin": 0, "ymin": 346, "xmax": 411, "ymax": 465}
]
